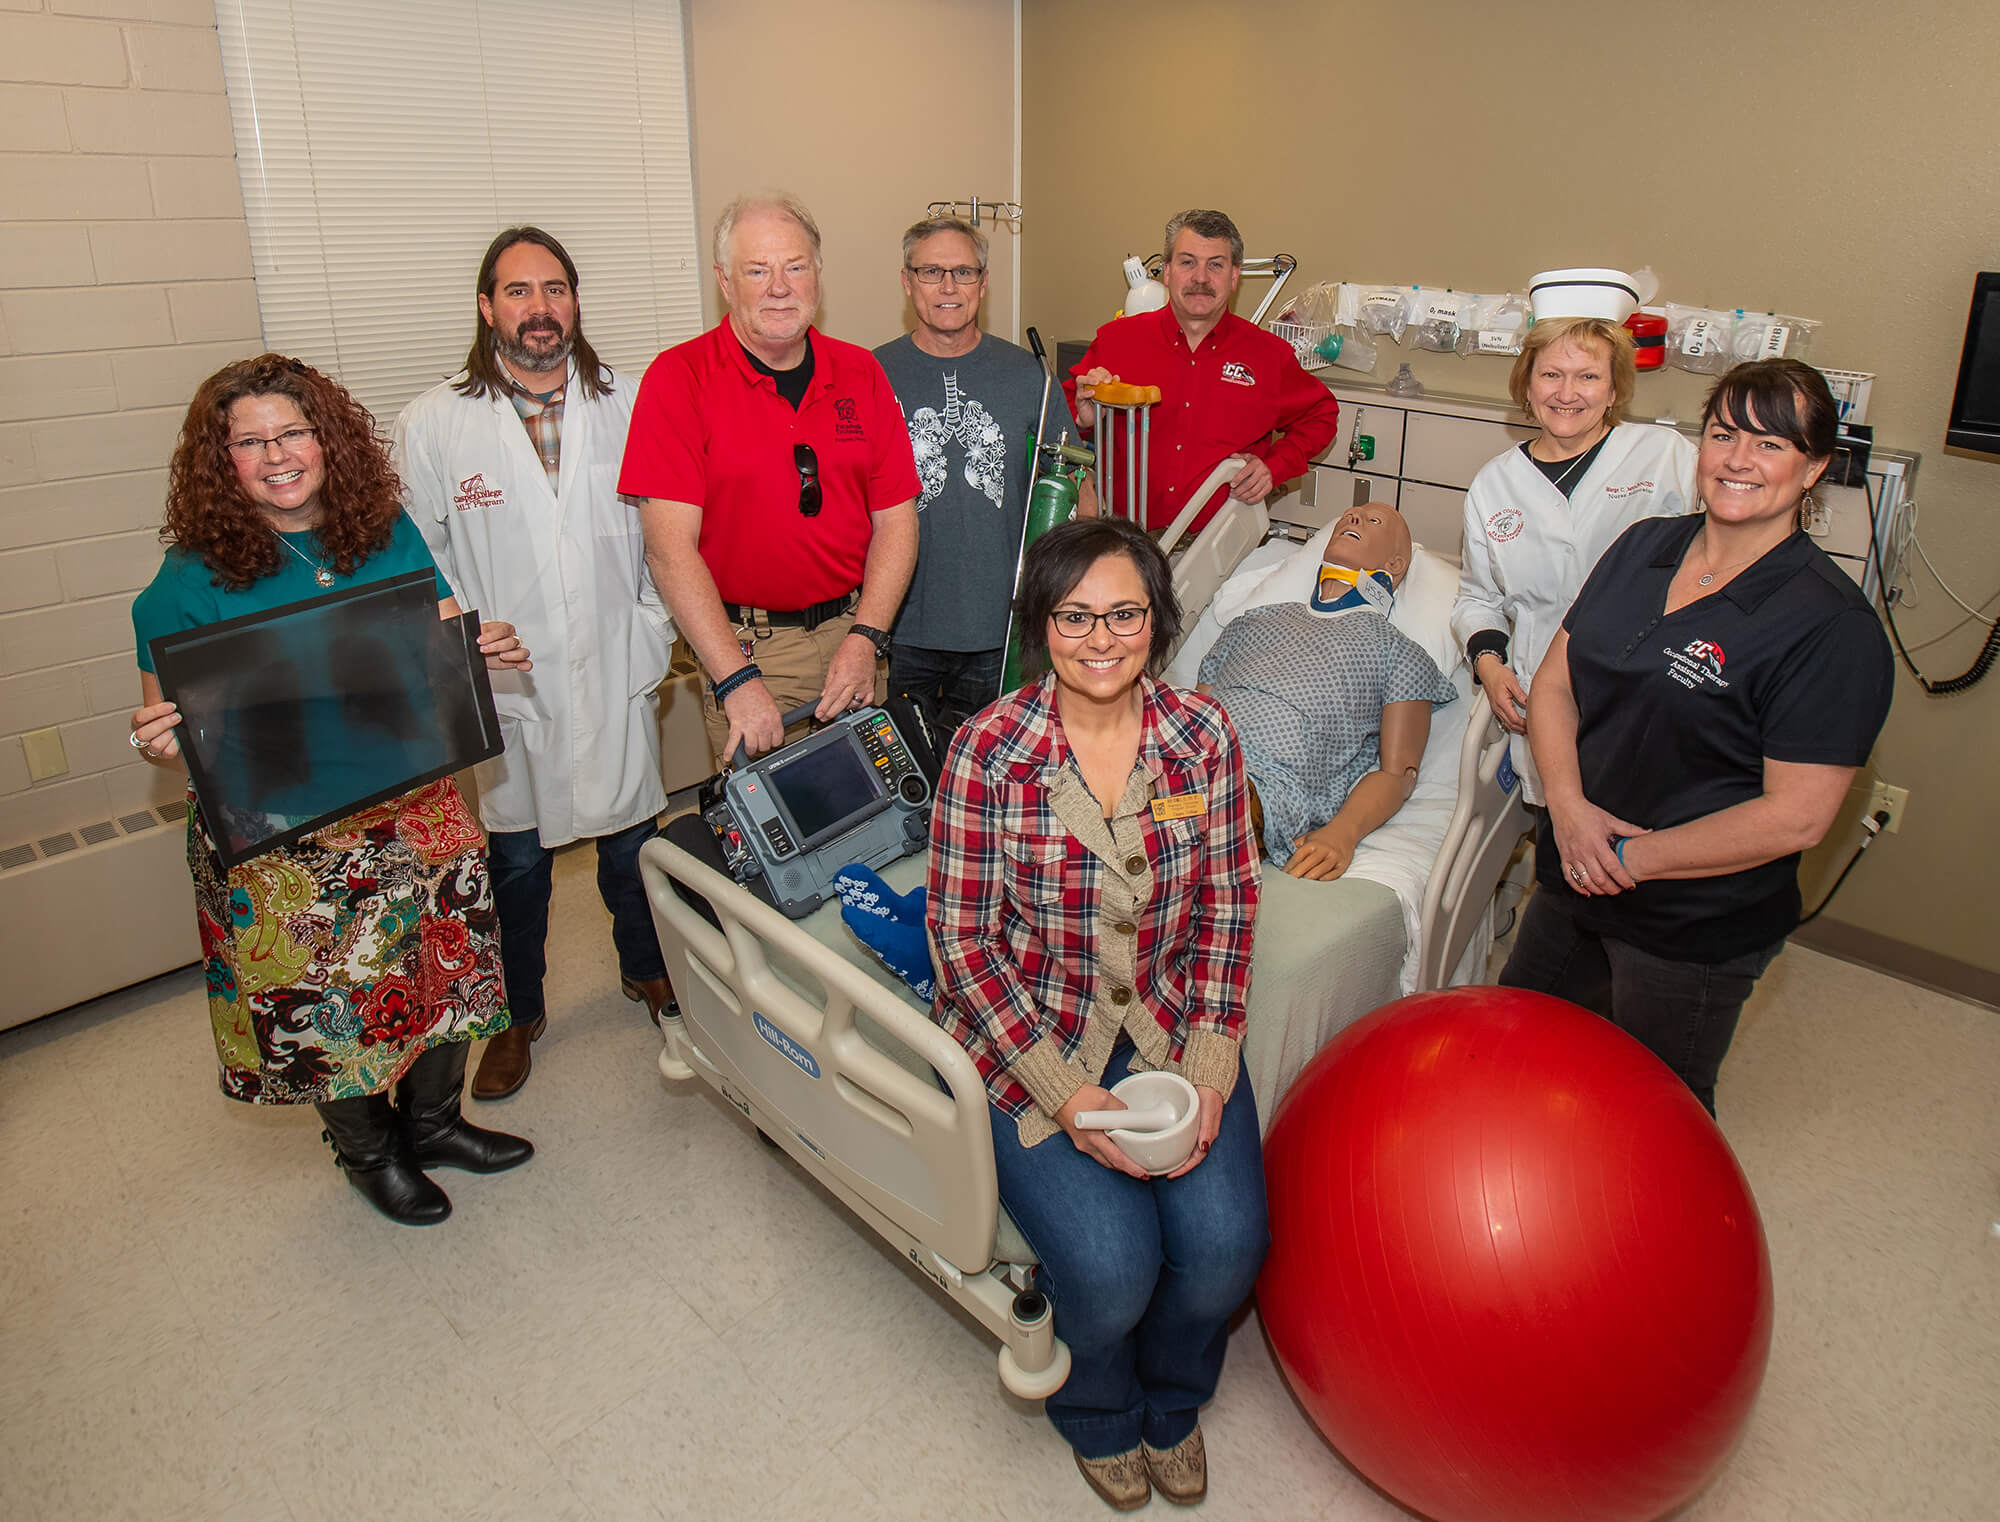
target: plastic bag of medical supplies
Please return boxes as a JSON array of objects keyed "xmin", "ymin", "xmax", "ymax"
[
  {"xmin": 1407, "ymin": 288, "xmax": 1473, "ymax": 353},
  {"xmin": 1455, "ymin": 292, "xmax": 1532, "ymax": 358},
  {"xmin": 1348, "ymin": 283, "xmax": 1410, "ymax": 342},
  {"xmin": 1730, "ymin": 311, "xmax": 1819, "ymax": 364},
  {"xmin": 1664, "ymin": 303, "xmax": 1738, "ymax": 376}
]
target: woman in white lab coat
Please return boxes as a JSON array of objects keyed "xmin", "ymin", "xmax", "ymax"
[{"xmin": 1450, "ymin": 317, "xmax": 1697, "ymax": 802}]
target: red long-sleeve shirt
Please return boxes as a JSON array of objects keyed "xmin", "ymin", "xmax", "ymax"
[{"xmin": 1064, "ymin": 307, "xmax": 1339, "ymax": 534}]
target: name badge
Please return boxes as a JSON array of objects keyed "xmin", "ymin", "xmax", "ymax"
[{"xmin": 1150, "ymin": 793, "xmax": 1207, "ymax": 822}]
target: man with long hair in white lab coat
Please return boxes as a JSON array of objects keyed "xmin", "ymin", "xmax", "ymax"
[{"xmin": 394, "ymin": 226, "xmax": 677, "ymax": 1102}]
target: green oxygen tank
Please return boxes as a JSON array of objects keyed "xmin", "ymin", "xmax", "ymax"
[{"xmin": 999, "ymin": 465, "xmax": 1081, "ymax": 694}]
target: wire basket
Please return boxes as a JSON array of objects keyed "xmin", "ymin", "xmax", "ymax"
[
  {"xmin": 1270, "ymin": 318, "xmax": 1337, "ymax": 371},
  {"xmin": 1816, "ymin": 368, "xmax": 1874, "ymax": 426}
]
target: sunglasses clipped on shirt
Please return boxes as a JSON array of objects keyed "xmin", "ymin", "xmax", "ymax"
[{"xmin": 794, "ymin": 443, "xmax": 822, "ymax": 518}]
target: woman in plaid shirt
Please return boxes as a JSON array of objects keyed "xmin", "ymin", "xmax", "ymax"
[{"xmin": 926, "ymin": 518, "xmax": 1266, "ymax": 1510}]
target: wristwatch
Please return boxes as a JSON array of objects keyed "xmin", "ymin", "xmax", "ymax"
[{"xmin": 849, "ymin": 622, "xmax": 893, "ymax": 658}]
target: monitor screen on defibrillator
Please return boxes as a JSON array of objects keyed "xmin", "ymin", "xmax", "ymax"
[
  {"xmin": 706, "ymin": 703, "xmax": 934, "ymax": 918},
  {"xmin": 764, "ymin": 727, "xmax": 889, "ymax": 849}
]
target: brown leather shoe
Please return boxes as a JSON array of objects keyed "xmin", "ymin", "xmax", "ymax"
[
  {"xmin": 620, "ymin": 975, "xmax": 678, "ymax": 1028},
  {"xmin": 1074, "ymin": 1447, "xmax": 1150, "ymax": 1511},
  {"xmin": 470, "ymin": 1013, "xmax": 545, "ymax": 1101},
  {"xmin": 1142, "ymin": 1427, "xmax": 1207, "ymax": 1506}
]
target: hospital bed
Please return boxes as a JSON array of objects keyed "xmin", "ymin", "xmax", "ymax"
[{"xmin": 636, "ymin": 487, "xmax": 1527, "ymax": 1398}]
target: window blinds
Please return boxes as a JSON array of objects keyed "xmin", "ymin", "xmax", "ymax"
[{"xmin": 214, "ymin": 0, "xmax": 704, "ymax": 427}]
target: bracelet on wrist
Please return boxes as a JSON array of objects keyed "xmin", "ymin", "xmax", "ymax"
[
  {"xmin": 712, "ymin": 662, "xmax": 762, "ymax": 702},
  {"xmin": 1614, "ymin": 836, "xmax": 1629, "ymax": 867}
]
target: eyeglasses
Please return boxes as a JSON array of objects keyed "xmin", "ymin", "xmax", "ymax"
[
  {"xmin": 794, "ymin": 443, "xmax": 821, "ymax": 518},
  {"xmin": 226, "ymin": 427, "xmax": 318, "ymax": 458},
  {"xmin": 1051, "ymin": 605, "xmax": 1151, "ymax": 639},
  {"xmin": 906, "ymin": 265, "xmax": 985, "ymax": 285}
]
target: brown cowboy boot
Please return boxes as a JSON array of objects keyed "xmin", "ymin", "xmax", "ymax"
[
  {"xmin": 1073, "ymin": 1447, "xmax": 1151, "ymax": 1512},
  {"xmin": 470, "ymin": 1012, "xmax": 546, "ymax": 1100},
  {"xmin": 620, "ymin": 974, "xmax": 679, "ymax": 1029},
  {"xmin": 1141, "ymin": 1427, "xmax": 1208, "ymax": 1506}
]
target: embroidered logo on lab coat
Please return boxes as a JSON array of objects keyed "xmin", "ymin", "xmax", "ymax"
[
  {"xmin": 453, "ymin": 472, "xmax": 506, "ymax": 512},
  {"xmin": 1220, "ymin": 361, "xmax": 1257, "ymax": 387},
  {"xmin": 1486, "ymin": 505, "xmax": 1525, "ymax": 542}
]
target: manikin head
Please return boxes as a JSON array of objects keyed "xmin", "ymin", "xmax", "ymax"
[{"xmin": 1320, "ymin": 501, "xmax": 1413, "ymax": 586}]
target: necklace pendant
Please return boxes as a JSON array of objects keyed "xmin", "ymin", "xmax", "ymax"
[{"xmin": 315, "ymin": 567, "xmax": 335, "ymax": 588}]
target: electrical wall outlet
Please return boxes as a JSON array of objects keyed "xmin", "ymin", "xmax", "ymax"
[
  {"xmin": 22, "ymin": 727, "xmax": 68, "ymax": 782},
  {"xmin": 1866, "ymin": 779, "xmax": 1909, "ymax": 834}
]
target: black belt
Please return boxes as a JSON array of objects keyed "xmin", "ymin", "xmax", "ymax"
[{"xmin": 726, "ymin": 593, "xmax": 854, "ymax": 631}]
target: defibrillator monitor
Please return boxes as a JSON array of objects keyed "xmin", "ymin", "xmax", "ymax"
[{"xmin": 705, "ymin": 704, "xmax": 935, "ymax": 918}]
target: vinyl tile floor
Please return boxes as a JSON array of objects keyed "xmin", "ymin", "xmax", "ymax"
[{"xmin": 2, "ymin": 845, "xmax": 1995, "ymax": 1521}]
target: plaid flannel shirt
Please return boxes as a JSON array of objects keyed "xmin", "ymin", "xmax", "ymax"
[
  {"xmin": 507, "ymin": 376, "xmax": 565, "ymax": 491},
  {"xmin": 926, "ymin": 672, "xmax": 1260, "ymax": 1146}
]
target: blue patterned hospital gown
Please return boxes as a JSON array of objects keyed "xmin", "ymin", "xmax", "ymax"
[{"xmin": 1197, "ymin": 603, "xmax": 1457, "ymax": 866}]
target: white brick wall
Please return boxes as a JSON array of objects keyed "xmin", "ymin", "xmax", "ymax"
[{"xmin": 0, "ymin": 0, "xmax": 257, "ymax": 846}]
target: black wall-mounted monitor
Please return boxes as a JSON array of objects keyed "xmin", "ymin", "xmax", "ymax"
[{"xmin": 1946, "ymin": 272, "xmax": 2000, "ymax": 454}]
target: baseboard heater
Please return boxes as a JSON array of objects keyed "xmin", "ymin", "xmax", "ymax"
[{"xmin": 1, "ymin": 800, "xmax": 202, "ymax": 1030}]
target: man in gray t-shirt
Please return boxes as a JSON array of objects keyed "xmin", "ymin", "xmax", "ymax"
[{"xmin": 875, "ymin": 216, "xmax": 1088, "ymax": 737}]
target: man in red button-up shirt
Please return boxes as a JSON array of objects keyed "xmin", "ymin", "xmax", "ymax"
[{"xmin": 1064, "ymin": 209, "xmax": 1339, "ymax": 536}]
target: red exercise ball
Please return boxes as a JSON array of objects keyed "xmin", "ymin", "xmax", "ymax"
[{"xmin": 1258, "ymin": 987, "xmax": 1772, "ymax": 1522}]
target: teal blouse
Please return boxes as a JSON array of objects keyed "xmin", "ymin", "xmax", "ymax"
[{"xmin": 132, "ymin": 513, "xmax": 450, "ymax": 672}]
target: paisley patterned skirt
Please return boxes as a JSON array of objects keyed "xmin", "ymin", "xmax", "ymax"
[{"xmin": 188, "ymin": 778, "xmax": 510, "ymax": 1105}]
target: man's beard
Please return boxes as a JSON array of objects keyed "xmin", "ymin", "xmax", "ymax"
[{"xmin": 494, "ymin": 318, "xmax": 574, "ymax": 375}]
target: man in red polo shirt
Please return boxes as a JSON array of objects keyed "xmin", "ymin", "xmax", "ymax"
[
  {"xmin": 622, "ymin": 193, "xmax": 920, "ymax": 762},
  {"xmin": 1065, "ymin": 209, "xmax": 1339, "ymax": 535}
]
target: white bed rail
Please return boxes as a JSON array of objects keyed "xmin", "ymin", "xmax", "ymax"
[
  {"xmin": 638, "ymin": 838, "xmax": 1071, "ymax": 1399},
  {"xmin": 1414, "ymin": 690, "xmax": 1529, "ymax": 990}
]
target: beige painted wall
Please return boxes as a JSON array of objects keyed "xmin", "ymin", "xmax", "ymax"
[
  {"xmin": 0, "ymin": 0, "xmax": 260, "ymax": 848},
  {"xmin": 1024, "ymin": 0, "xmax": 2000, "ymax": 981},
  {"xmin": 686, "ymin": 0, "xmax": 1019, "ymax": 348}
]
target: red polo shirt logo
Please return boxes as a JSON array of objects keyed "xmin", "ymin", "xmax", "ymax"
[
  {"xmin": 833, "ymin": 397, "xmax": 864, "ymax": 441},
  {"xmin": 1220, "ymin": 361, "xmax": 1257, "ymax": 387}
]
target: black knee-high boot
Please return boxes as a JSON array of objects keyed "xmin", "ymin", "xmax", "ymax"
[
  {"xmin": 314, "ymin": 1092, "xmax": 451, "ymax": 1225},
  {"xmin": 398, "ymin": 1042, "xmax": 535, "ymax": 1173}
]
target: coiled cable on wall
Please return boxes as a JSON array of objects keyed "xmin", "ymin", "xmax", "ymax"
[{"xmin": 1867, "ymin": 477, "xmax": 1999, "ymax": 694}]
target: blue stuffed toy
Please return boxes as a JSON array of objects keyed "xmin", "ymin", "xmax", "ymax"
[{"xmin": 833, "ymin": 864, "xmax": 936, "ymax": 1003}]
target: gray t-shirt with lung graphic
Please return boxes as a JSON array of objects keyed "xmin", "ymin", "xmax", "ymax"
[{"xmin": 873, "ymin": 332, "xmax": 1077, "ymax": 652}]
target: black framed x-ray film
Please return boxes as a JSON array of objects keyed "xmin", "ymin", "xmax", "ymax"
[{"xmin": 149, "ymin": 570, "xmax": 503, "ymax": 867}]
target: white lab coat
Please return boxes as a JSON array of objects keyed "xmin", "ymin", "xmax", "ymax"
[
  {"xmin": 1450, "ymin": 421, "xmax": 1697, "ymax": 802},
  {"xmin": 393, "ymin": 361, "xmax": 672, "ymax": 845}
]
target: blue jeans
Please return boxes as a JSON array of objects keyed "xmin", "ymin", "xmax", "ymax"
[
  {"xmin": 889, "ymin": 643, "xmax": 1004, "ymax": 741},
  {"xmin": 486, "ymin": 817, "xmax": 666, "ymax": 1026},
  {"xmin": 990, "ymin": 1044, "xmax": 1269, "ymax": 1458},
  {"xmin": 1498, "ymin": 889, "xmax": 1783, "ymax": 1116}
]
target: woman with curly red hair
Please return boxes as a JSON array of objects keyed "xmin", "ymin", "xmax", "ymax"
[{"xmin": 128, "ymin": 353, "xmax": 536, "ymax": 1226}]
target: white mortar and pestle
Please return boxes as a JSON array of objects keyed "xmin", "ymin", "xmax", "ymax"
[{"xmin": 1072, "ymin": 1070, "xmax": 1201, "ymax": 1174}]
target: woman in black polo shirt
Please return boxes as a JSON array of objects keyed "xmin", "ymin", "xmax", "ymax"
[{"xmin": 1500, "ymin": 359, "xmax": 1893, "ymax": 1115}]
